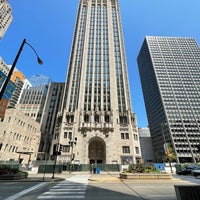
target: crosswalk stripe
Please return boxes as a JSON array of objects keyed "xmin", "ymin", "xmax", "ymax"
[
  {"xmin": 37, "ymin": 195, "xmax": 85, "ymax": 199},
  {"xmin": 54, "ymin": 183, "xmax": 87, "ymax": 185},
  {"xmin": 37, "ymin": 175, "xmax": 90, "ymax": 199},
  {"xmin": 50, "ymin": 188, "xmax": 86, "ymax": 191},
  {"xmin": 44, "ymin": 191, "xmax": 85, "ymax": 195},
  {"xmin": 53, "ymin": 185, "xmax": 86, "ymax": 188}
]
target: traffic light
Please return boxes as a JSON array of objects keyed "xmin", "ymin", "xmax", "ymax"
[{"xmin": 59, "ymin": 144, "xmax": 63, "ymax": 152}]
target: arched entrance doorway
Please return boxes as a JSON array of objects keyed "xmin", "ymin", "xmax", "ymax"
[{"xmin": 88, "ymin": 137, "xmax": 106, "ymax": 164}]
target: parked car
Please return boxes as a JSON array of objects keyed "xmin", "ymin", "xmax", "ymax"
[
  {"xmin": 191, "ymin": 168, "xmax": 200, "ymax": 177},
  {"xmin": 176, "ymin": 166, "xmax": 200, "ymax": 175}
]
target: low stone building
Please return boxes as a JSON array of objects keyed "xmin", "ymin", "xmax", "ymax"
[
  {"xmin": 0, "ymin": 108, "xmax": 41, "ymax": 164},
  {"xmin": 139, "ymin": 127, "xmax": 155, "ymax": 163}
]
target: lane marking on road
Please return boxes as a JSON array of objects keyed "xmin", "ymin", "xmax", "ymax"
[{"xmin": 4, "ymin": 182, "xmax": 47, "ymax": 200}]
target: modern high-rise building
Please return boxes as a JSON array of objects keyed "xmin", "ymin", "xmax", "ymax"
[
  {"xmin": 16, "ymin": 85, "xmax": 49, "ymax": 123},
  {"xmin": 137, "ymin": 36, "xmax": 200, "ymax": 163},
  {"xmin": 0, "ymin": 0, "xmax": 13, "ymax": 39},
  {"xmin": 17, "ymin": 79, "xmax": 32, "ymax": 104},
  {"xmin": 0, "ymin": 59, "xmax": 26, "ymax": 112},
  {"xmin": 8, "ymin": 70, "xmax": 25, "ymax": 108},
  {"xmin": 52, "ymin": 0, "xmax": 140, "ymax": 165},
  {"xmin": 29, "ymin": 74, "xmax": 51, "ymax": 87}
]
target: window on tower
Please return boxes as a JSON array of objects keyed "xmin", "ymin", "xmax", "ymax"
[
  {"xmin": 95, "ymin": 114, "xmax": 100, "ymax": 123},
  {"xmin": 122, "ymin": 146, "xmax": 130, "ymax": 154},
  {"xmin": 119, "ymin": 116, "xmax": 127, "ymax": 124},
  {"xmin": 84, "ymin": 115, "xmax": 89, "ymax": 123},
  {"xmin": 105, "ymin": 115, "xmax": 110, "ymax": 123}
]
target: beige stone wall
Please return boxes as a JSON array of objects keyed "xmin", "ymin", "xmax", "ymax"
[
  {"xmin": 15, "ymin": 104, "xmax": 41, "ymax": 122},
  {"xmin": 0, "ymin": 108, "xmax": 41, "ymax": 164}
]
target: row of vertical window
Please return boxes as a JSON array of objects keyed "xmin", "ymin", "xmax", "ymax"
[
  {"xmin": 112, "ymin": 8, "xmax": 126, "ymax": 112},
  {"xmin": 69, "ymin": 6, "xmax": 87, "ymax": 112},
  {"xmin": 122, "ymin": 146, "xmax": 140, "ymax": 154},
  {"xmin": 2, "ymin": 144, "xmax": 18, "ymax": 153},
  {"xmin": 84, "ymin": 4, "xmax": 110, "ymax": 112}
]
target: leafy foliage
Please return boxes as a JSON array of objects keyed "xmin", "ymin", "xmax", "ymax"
[
  {"xmin": 0, "ymin": 165, "xmax": 28, "ymax": 177},
  {"xmin": 0, "ymin": 165, "xmax": 18, "ymax": 175},
  {"xmin": 128, "ymin": 164, "xmax": 159, "ymax": 174},
  {"xmin": 163, "ymin": 144, "xmax": 177, "ymax": 162}
]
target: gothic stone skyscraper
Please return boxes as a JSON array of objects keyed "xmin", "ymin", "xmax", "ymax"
[
  {"xmin": 138, "ymin": 36, "xmax": 200, "ymax": 163},
  {"xmin": 52, "ymin": 0, "xmax": 140, "ymax": 165}
]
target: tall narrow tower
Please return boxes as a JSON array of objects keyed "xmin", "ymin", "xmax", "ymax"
[{"xmin": 53, "ymin": 0, "xmax": 140, "ymax": 165}]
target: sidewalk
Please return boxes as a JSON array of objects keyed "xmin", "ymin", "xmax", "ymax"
[
  {"xmin": 88, "ymin": 171, "xmax": 121, "ymax": 182},
  {"xmin": 1, "ymin": 171, "xmax": 187, "ymax": 183},
  {"xmin": 0, "ymin": 171, "xmax": 121, "ymax": 182},
  {"xmin": 27, "ymin": 171, "xmax": 121, "ymax": 182}
]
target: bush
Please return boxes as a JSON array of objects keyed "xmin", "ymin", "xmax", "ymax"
[
  {"xmin": 128, "ymin": 164, "xmax": 159, "ymax": 174},
  {"xmin": 21, "ymin": 171, "xmax": 28, "ymax": 177},
  {"xmin": 0, "ymin": 165, "xmax": 28, "ymax": 178},
  {"xmin": 0, "ymin": 165, "xmax": 19, "ymax": 175}
]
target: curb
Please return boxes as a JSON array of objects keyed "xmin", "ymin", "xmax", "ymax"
[
  {"xmin": 0, "ymin": 177, "xmax": 65, "ymax": 182},
  {"xmin": 88, "ymin": 175, "xmax": 121, "ymax": 182}
]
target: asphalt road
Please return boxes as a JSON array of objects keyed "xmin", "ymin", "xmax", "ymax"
[
  {"xmin": 0, "ymin": 182, "xmax": 56, "ymax": 200},
  {"xmin": 0, "ymin": 174, "xmax": 200, "ymax": 200}
]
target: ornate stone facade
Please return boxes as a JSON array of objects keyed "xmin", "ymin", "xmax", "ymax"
[{"xmin": 51, "ymin": 0, "xmax": 141, "ymax": 165}]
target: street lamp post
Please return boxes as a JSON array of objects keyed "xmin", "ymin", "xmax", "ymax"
[{"xmin": 0, "ymin": 38, "xmax": 43, "ymax": 100}]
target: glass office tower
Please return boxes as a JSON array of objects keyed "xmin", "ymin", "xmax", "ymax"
[
  {"xmin": 138, "ymin": 36, "xmax": 200, "ymax": 163},
  {"xmin": 29, "ymin": 74, "xmax": 51, "ymax": 87},
  {"xmin": 52, "ymin": 0, "xmax": 140, "ymax": 165}
]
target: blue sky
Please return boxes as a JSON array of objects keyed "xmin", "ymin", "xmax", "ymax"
[{"xmin": 1, "ymin": 0, "xmax": 200, "ymax": 127}]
